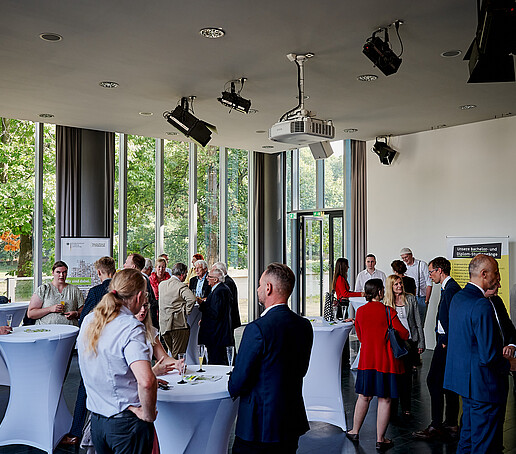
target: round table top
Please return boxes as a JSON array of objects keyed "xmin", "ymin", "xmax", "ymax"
[
  {"xmin": 157, "ymin": 364, "xmax": 232, "ymax": 403},
  {"xmin": 0, "ymin": 302, "xmax": 30, "ymax": 311},
  {"xmin": 0, "ymin": 324, "xmax": 79, "ymax": 343},
  {"xmin": 306, "ymin": 316, "xmax": 354, "ymax": 332}
]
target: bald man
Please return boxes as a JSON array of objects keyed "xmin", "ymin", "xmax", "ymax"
[{"xmin": 444, "ymin": 254, "xmax": 510, "ymax": 453}]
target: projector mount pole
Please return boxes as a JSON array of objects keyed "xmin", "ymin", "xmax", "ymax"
[{"xmin": 281, "ymin": 52, "xmax": 314, "ymax": 120}]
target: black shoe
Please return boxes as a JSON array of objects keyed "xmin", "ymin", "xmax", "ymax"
[
  {"xmin": 376, "ymin": 439, "xmax": 394, "ymax": 452},
  {"xmin": 345, "ymin": 431, "xmax": 359, "ymax": 442},
  {"xmin": 412, "ymin": 425, "xmax": 444, "ymax": 440}
]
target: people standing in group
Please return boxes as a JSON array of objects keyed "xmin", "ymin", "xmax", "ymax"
[
  {"xmin": 346, "ymin": 279, "xmax": 409, "ymax": 452},
  {"xmin": 198, "ymin": 268, "xmax": 233, "ymax": 365},
  {"xmin": 229, "ymin": 263, "xmax": 313, "ymax": 454},
  {"xmin": 189, "ymin": 259, "xmax": 211, "ymax": 301},
  {"xmin": 27, "ymin": 260, "xmax": 84, "ymax": 326},
  {"xmin": 158, "ymin": 262, "xmax": 197, "ymax": 359},
  {"xmin": 444, "ymin": 254, "xmax": 510, "ymax": 453},
  {"xmin": 391, "ymin": 260, "xmax": 417, "ymax": 297},
  {"xmin": 355, "ymin": 254, "xmax": 386, "ymax": 292},
  {"xmin": 62, "ymin": 256, "xmax": 117, "ymax": 446},
  {"xmin": 124, "ymin": 253, "xmax": 159, "ymax": 329},
  {"xmin": 400, "ymin": 248, "xmax": 432, "ymax": 323},
  {"xmin": 77, "ymin": 269, "xmax": 157, "ymax": 454},
  {"xmin": 149, "ymin": 257, "xmax": 170, "ymax": 300},
  {"xmin": 185, "ymin": 253, "xmax": 204, "ymax": 284},
  {"xmin": 413, "ymin": 256, "xmax": 461, "ymax": 441},
  {"xmin": 212, "ymin": 261, "xmax": 241, "ymax": 333},
  {"xmin": 383, "ymin": 275, "xmax": 425, "ymax": 419}
]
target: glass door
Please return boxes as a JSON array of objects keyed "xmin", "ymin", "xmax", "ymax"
[{"xmin": 301, "ymin": 215, "xmax": 323, "ymax": 317}]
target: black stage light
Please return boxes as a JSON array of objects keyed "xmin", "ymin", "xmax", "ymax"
[
  {"xmin": 163, "ymin": 97, "xmax": 214, "ymax": 147},
  {"xmin": 363, "ymin": 26, "xmax": 402, "ymax": 76},
  {"xmin": 218, "ymin": 78, "xmax": 251, "ymax": 113},
  {"xmin": 372, "ymin": 139, "xmax": 397, "ymax": 165}
]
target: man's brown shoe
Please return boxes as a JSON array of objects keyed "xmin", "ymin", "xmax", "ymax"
[
  {"xmin": 60, "ymin": 435, "xmax": 80, "ymax": 445},
  {"xmin": 412, "ymin": 426, "xmax": 443, "ymax": 440}
]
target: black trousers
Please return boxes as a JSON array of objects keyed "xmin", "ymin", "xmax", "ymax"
[
  {"xmin": 232, "ymin": 436, "xmax": 299, "ymax": 454},
  {"xmin": 426, "ymin": 343, "xmax": 459, "ymax": 428},
  {"xmin": 91, "ymin": 410, "xmax": 154, "ymax": 454}
]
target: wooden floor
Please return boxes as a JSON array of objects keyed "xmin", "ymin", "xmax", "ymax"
[{"xmin": 0, "ymin": 342, "xmax": 515, "ymax": 453}]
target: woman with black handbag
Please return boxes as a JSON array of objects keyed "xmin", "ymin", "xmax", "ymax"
[
  {"xmin": 346, "ymin": 279, "xmax": 409, "ymax": 452},
  {"xmin": 384, "ymin": 275, "xmax": 425, "ymax": 419}
]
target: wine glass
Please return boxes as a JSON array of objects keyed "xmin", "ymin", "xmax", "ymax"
[
  {"xmin": 226, "ymin": 346, "xmax": 235, "ymax": 375},
  {"xmin": 6, "ymin": 314, "xmax": 13, "ymax": 328},
  {"xmin": 332, "ymin": 304, "xmax": 338, "ymax": 322},
  {"xmin": 177, "ymin": 353, "xmax": 187, "ymax": 384},
  {"xmin": 197, "ymin": 344, "xmax": 206, "ymax": 373}
]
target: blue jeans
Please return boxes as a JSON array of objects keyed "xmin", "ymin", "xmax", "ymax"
[{"xmin": 91, "ymin": 410, "xmax": 154, "ymax": 454}]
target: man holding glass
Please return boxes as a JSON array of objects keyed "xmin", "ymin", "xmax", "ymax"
[{"xmin": 228, "ymin": 263, "xmax": 313, "ymax": 454}]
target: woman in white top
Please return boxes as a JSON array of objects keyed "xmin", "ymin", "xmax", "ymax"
[
  {"xmin": 384, "ymin": 274, "xmax": 425, "ymax": 418},
  {"xmin": 27, "ymin": 260, "xmax": 84, "ymax": 326}
]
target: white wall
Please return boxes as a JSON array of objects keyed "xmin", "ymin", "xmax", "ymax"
[{"xmin": 366, "ymin": 116, "xmax": 516, "ymax": 348}]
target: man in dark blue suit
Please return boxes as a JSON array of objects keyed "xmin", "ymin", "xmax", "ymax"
[
  {"xmin": 414, "ymin": 256, "xmax": 461, "ymax": 440},
  {"xmin": 198, "ymin": 267, "xmax": 233, "ymax": 364},
  {"xmin": 228, "ymin": 263, "xmax": 313, "ymax": 454},
  {"xmin": 444, "ymin": 254, "xmax": 510, "ymax": 453},
  {"xmin": 189, "ymin": 259, "xmax": 211, "ymax": 300}
]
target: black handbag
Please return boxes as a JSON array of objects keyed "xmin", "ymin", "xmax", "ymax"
[{"xmin": 385, "ymin": 306, "xmax": 408, "ymax": 358}]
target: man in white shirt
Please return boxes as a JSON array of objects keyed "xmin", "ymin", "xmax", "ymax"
[
  {"xmin": 400, "ymin": 247, "xmax": 433, "ymax": 323},
  {"xmin": 354, "ymin": 254, "xmax": 386, "ymax": 292}
]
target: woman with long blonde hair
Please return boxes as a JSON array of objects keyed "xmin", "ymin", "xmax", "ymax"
[
  {"xmin": 77, "ymin": 269, "xmax": 157, "ymax": 454},
  {"xmin": 383, "ymin": 274, "xmax": 425, "ymax": 418}
]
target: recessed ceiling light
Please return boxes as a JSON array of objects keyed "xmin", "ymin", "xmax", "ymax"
[
  {"xmin": 460, "ymin": 104, "xmax": 477, "ymax": 110},
  {"xmin": 441, "ymin": 50, "xmax": 462, "ymax": 58},
  {"xmin": 255, "ymin": 130, "xmax": 267, "ymax": 134},
  {"xmin": 248, "ymin": 108, "xmax": 259, "ymax": 114},
  {"xmin": 357, "ymin": 74, "xmax": 378, "ymax": 82},
  {"xmin": 99, "ymin": 81, "xmax": 119, "ymax": 89},
  {"xmin": 139, "ymin": 112, "xmax": 153, "ymax": 116},
  {"xmin": 262, "ymin": 145, "xmax": 274, "ymax": 149},
  {"xmin": 38, "ymin": 113, "xmax": 54, "ymax": 118},
  {"xmin": 343, "ymin": 128, "xmax": 358, "ymax": 133},
  {"xmin": 199, "ymin": 27, "xmax": 225, "ymax": 39},
  {"xmin": 166, "ymin": 131, "xmax": 178, "ymax": 136},
  {"xmin": 39, "ymin": 33, "xmax": 62, "ymax": 42}
]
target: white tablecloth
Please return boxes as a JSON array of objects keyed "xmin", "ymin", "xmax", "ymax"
[
  {"xmin": 303, "ymin": 317, "xmax": 354, "ymax": 430},
  {"xmin": 349, "ymin": 298, "xmax": 367, "ymax": 370},
  {"xmin": 155, "ymin": 364, "xmax": 238, "ymax": 454},
  {"xmin": 186, "ymin": 305, "xmax": 201, "ymax": 366},
  {"xmin": 0, "ymin": 302, "xmax": 30, "ymax": 385},
  {"xmin": 0, "ymin": 324, "xmax": 79, "ymax": 453}
]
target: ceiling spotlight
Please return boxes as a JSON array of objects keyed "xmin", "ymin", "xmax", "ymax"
[
  {"xmin": 38, "ymin": 113, "xmax": 54, "ymax": 118},
  {"xmin": 218, "ymin": 78, "xmax": 251, "ymax": 113},
  {"xmin": 163, "ymin": 96, "xmax": 216, "ymax": 147},
  {"xmin": 39, "ymin": 33, "xmax": 62, "ymax": 42},
  {"xmin": 199, "ymin": 27, "xmax": 225, "ymax": 39},
  {"xmin": 363, "ymin": 20, "xmax": 403, "ymax": 76},
  {"xmin": 139, "ymin": 112, "xmax": 153, "ymax": 116},
  {"xmin": 357, "ymin": 74, "xmax": 378, "ymax": 82},
  {"xmin": 460, "ymin": 104, "xmax": 477, "ymax": 110},
  {"xmin": 99, "ymin": 81, "xmax": 119, "ymax": 89},
  {"xmin": 372, "ymin": 137, "xmax": 397, "ymax": 165},
  {"xmin": 343, "ymin": 128, "xmax": 358, "ymax": 133}
]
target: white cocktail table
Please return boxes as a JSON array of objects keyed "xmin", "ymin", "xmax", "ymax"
[
  {"xmin": 155, "ymin": 364, "xmax": 238, "ymax": 454},
  {"xmin": 0, "ymin": 324, "xmax": 79, "ymax": 453}
]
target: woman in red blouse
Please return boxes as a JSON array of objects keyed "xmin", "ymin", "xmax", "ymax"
[
  {"xmin": 149, "ymin": 257, "xmax": 170, "ymax": 300},
  {"xmin": 332, "ymin": 257, "xmax": 362, "ymax": 300},
  {"xmin": 346, "ymin": 279, "xmax": 409, "ymax": 452}
]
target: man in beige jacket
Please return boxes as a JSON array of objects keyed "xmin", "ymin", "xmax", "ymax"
[{"xmin": 158, "ymin": 262, "xmax": 197, "ymax": 358}]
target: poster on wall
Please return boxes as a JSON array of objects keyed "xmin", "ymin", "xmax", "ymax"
[
  {"xmin": 61, "ymin": 237, "xmax": 111, "ymax": 295},
  {"xmin": 446, "ymin": 236, "xmax": 509, "ymax": 311}
]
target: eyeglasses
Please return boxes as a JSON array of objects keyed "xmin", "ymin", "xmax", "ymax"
[
  {"xmin": 207, "ymin": 275, "xmax": 217, "ymax": 279},
  {"xmin": 142, "ymin": 303, "xmax": 150, "ymax": 310},
  {"xmin": 428, "ymin": 268, "xmax": 438, "ymax": 275}
]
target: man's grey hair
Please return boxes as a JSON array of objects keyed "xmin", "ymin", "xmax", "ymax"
[
  {"xmin": 171, "ymin": 262, "xmax": 188, "ymax": 277},
  {"xmin": 194, "ymin": 259, "xmax": 208, "ymax": 270},
  {"xmin": 143, "ymin": 258, "xmax": 153, "ymax": 271},
  {"xmin": 212, "ymin": 262, "xmax": 228, "ymax": 276},
  {"xmin": 211, "ymin": 267, "xmax": 225, "ymax": 283}
]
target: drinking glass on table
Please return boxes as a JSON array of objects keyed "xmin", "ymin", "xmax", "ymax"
[
  {"xmin": 6, "ymin": 314, "xmax": 13, "ymax": 328},
  {"xmin": 177, "ymin": 353, "xmax": 187, "ymax": 384},
  {"xmin": 226, "ymin": 346, "xmax": 235, "ymax": 375},
  {"xmin": 197, "ymin": 344, "xmax": 206, "ymax": 372},
  {"xmin": 332, "ymin": 304, "xmax": 338, "ymax": 322}
]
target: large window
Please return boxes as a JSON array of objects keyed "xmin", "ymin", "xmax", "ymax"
[
  {"xmin": 163, "ymin": 140, "xmax": 189, "ymax": 264},
  {"xmin": 299, "ymin": 147, "xmax": 316, "ymax": 210},
  {"xmin": 324, "ymin": 141, "xmax": 344, "ymax": 209}
]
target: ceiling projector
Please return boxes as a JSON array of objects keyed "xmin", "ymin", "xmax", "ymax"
[{"xmin": 269, "ymin": 53, "xmax": 335, "ymax": 146}]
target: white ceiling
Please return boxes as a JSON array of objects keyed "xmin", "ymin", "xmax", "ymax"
[{"xmin": 1, "ymin": 0, "xmax": 514, "ymax": 152}]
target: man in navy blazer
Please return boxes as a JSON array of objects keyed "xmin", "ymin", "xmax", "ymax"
[
  {"xmin": 228, "ymin": 263, "xmax": 313, "ymax": 454},
  {"xmin": 414, "ymin": 257, "xmax": 461, "ymax": 440},
  {"xmin": 444, "ymin": 254, "xmax": 510, "ymax": 453},
  {"xmin": 189, "ymin": 259, "xmax": 211, "ymax": 300},
  {"xmin": 198, "ymin": 267, "xmax": 233, "ymax": 364}
]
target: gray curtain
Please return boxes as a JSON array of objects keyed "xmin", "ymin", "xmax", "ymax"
[
  {"xmin": 105, "ymin": 132, "xmax": 115, "ymax": 251},
  {"xmin": 350, "ymin": 140, "xmax": 367, "ymax": 281},
  {"xmin": 55, "ymin": 126, "xmax": 82, "ymax": 259}
]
